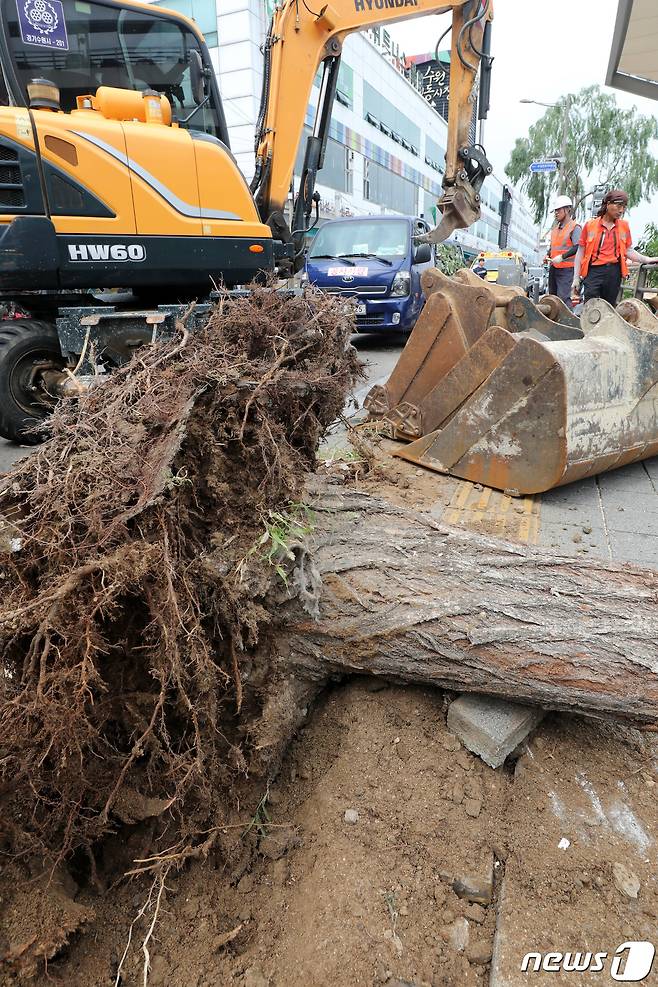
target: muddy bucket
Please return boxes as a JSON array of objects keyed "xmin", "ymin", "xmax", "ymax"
[
  {"xmin": 396, "ymin": 298, "xmax": 658, "ymax": 495},
  {"xmin": 364, "ymin": 270, "xmax": 582, "ymax": 443}
]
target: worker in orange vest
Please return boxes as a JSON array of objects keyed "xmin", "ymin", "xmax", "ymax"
[
  {"xmin": 571, "ymin": 189, "xmax": 658, "ymax": 305},
  {"xmin": 544, "ymin": 195, "xmax": 581, "ymax": 305}
]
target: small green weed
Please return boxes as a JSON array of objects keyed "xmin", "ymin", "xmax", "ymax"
[
  {"xmin": 241, "ymin": 502, "xmax": 315, "ymax": 586},
  {"xmin": 383, "ymin": 889, "xmax": 398, "ymax": 933},
  {"xmin": 164, "ymin": 467, "xmax": 193, "ymax": 491},
  {"xmin": 242, "ymin": 790, "xmax": 272, "ymax": 838},
  {"xmin": 317, "ymin": 446, "xmax": 363, "ymax": 465}
]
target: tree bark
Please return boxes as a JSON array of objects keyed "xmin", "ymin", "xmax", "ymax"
[{"xmin": 266, "ymin": 482, "xmax": 658, "ymax": 729}]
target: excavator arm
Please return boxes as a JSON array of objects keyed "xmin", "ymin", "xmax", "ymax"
[{"xmin": 250, "ymin": 0, "xmax": 493, "ymax": 264}]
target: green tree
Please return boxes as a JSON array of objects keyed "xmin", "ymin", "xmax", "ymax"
[
  {"xmin": 506, "ymin": 86, "xmax": 658, "ymax": 224},
  {"xmin": 636, "ymin": 222, "xmax": 658, "ymax": 289},
  {"xmin": 436, "ymin": 243, "xmax": 465, "ymax": 276},
  {"xmin": 637, "ymin": 222, "xmax": 658, "ymax": 257}
]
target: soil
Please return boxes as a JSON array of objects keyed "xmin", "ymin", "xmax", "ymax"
[
  {"xmin": 2, "ymin": 454, "xmax": 656, "ymax": 987},
  {"xmin": 3, "ymin": 682, "xmax": 655, "ymax": 987}
]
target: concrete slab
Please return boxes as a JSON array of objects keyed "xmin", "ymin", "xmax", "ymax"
[
  {"xmin": 608, "ymin": 530, "xmax": 658, "ymax": 568},
  {"xmin": 540, "ymin": 486, "xmax": 602, "ymax": 509},
  {"xmin": 598, "ymin": 463, "xmax": 655, "ymax": 495},
  {"xmin": 643, "ymin": 457, "xmax": 658, "ymax": 489},
  {"xmin": 539, "ymin": 498, "xmax": 605, "ymax": 531},
  {"xmin": 599, "ymin": 489, "xmax": 658, "ymax": 519},
  {"xmin": 605, "ymin": 509, "xmax": 658, "ymax": 537},
  {"xmin": 537, "ymin": 519, "xmax": 610, "ymax": 559},
  {"xmin": 447, "ymin": 695, "xmax": 544, "ymax": 769}
]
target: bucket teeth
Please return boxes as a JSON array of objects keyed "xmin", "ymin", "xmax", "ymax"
[
  {"xmin": 366, "ymin": 272, "xmax": 658, "ymax": 495},
  {"xmin": 362, "ymin": 383, "xmax": 392, "ymax": 418}
]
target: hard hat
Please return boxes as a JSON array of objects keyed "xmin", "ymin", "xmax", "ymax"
[{"xmin": 553, "ymin": 195, "xmax": 573, "ymax": 211}]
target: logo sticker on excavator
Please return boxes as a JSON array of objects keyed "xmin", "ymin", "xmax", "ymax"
[
  {"xmin": 17, "ymin": 0, "xmax": 69, "ymax": 50},
  {"xmin": 354, "ymin": 0, "xmax": 417, "ymax": 10},
  {"xmin": 67, "ymin": 244, "xmax": 147, "ymax": 262}
]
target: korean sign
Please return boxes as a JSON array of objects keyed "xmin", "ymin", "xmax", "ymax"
[
  {"xmin": 418, "ymin": 59, "xmax": 450, "ymax": 121},
  {"xmin": 16, "ymin": 0, "xmax": 69, "ymax": 51}
]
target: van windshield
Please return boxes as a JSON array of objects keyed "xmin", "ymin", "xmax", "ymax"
[
  {"xmin": 310, "ymin": 219, "xmax": 409, "ymax": 260},
  {"xmin": 3, "ymin": 0, "xmax": 221, "ymax": 139}
]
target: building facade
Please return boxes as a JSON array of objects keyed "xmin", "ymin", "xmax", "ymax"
[{"xmin": 154, "ymin": 0, "xmax": 540, "ymax": 262}]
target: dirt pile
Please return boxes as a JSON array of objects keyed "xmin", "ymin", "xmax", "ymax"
[
  {"xmin": 17, "ymin": 679, "xmax": 656, "ymax": 987},
  {"xmin": 0, "ymin": 285, "xmax": 360, "ymax": 977}
]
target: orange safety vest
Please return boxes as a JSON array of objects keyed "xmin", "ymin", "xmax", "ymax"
[
  {"xmin": 550, "ymin": 219, "xmax": 577, "ymax": 268},
  {"xmin": 580, "ymin": 217, "xmax": 631, "ymax": 279}
]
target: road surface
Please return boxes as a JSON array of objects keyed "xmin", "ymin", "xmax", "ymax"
[{"xmin": 2, "ymin": 330, "xmax": 657, "ymax": 567}]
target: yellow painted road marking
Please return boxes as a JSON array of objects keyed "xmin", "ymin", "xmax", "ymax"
[{"xmin": 443, "ymin": 479, "xmax": 541, "ymax": 544}]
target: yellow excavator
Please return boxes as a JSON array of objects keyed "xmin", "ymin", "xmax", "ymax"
[{"xmin": 0, "ymin": 0, "xmax": 492, "ymax": 442}]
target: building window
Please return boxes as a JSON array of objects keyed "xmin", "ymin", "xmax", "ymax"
[
  {"xmin": 363, "ymin": 156, "xmax": 416, "ymax": 213},
  {"xmin": 335, "ymin": 63, "xmax": 354, "ymax": 109},
  {"xmin": 294, "ymin": 127, "xmax": 351, "ymax": 194},
  {"xmin": 345, "ymin": 148, "xmax": 354, "ymax": 195},
  {"xmin": 425, "ymin": 137, "xmax": 445, "ymax": 173},
  {"xmin": 154, "ymin": 0, "xmax": 217, "ymax": 36},
  {"xmin": 363, "ymin": 81, "xmax": 420, "ymax": 151}
]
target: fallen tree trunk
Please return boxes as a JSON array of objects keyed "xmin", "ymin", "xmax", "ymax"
[{"xmin": 259, "ymin": 482, "xmax": 658, "ymax": 741}]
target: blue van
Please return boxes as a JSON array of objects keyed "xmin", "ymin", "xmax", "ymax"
[{"xmin": 303, "ymin": 215, "xmax": 434, "ymax": 332}]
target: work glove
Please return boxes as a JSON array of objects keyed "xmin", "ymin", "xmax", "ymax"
[
  {"xmin": 551, "ymin": 254, "xmax": 563, "ymax": 266},
  {"xmin": 570, "ymin": 278, "xmax": 581, "ymax": 302}
]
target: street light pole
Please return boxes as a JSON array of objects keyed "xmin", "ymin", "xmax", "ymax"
[
  {"xmin": 520, "ymin": 96, "xmax": 572, "ymax": 194},
  {"xmin": 558, "ymin": 95, "xmax": 571, "ymax": 195}
]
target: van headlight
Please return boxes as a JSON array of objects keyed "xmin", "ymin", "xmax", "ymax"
[{"xmin": 390, "ymin": 270, "xmax": 411, "ymax": 297}]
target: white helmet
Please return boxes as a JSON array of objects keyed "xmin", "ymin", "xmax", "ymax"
[{"xmin": 553, "ymin": 195, "xmax": 573, "ymax": 211}]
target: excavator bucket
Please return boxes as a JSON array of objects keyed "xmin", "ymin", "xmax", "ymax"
[
  {"xmin": 365, "ymin": 276, "xmax": 658, "ymax": 496},
  {"xmin": 363, "ymin": 270, "xmax": 495, "ymax": 429},
  {"xmin": 364, "ymin": 269, "xmax": 583, "ymax": 442}
]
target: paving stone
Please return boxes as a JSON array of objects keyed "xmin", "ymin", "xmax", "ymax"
[
  {"xmin": 608, "ymin": 530, "xmax": 658, "ymax": 567},
  {"xmin": 447, "ymin": 695, "xmax": 544, "ymax": 769},
  {"xmin": 538, "ymin": 520, "xmax": 609, "ymax": 559},
  {"xmin": 598, "ymin": 463, "xmax": 655, "ymax": 496},
  {"xmin": 600, "ymin": 489, "xmax": 658, "ymax": 519},
  {"xmin": 538, "ymin": 498, "xmax": 604, "ymax": 530},
  {"xmin": 643, "ymin": 457, "xmax": 658, "ymax": 488},
  {"xmin": 539, "ymin": 481, "xmax": 601, "ymax": 510},
  {"xmin": 604, "ymin": 509, "xmax": 658, "ymax": 537}
]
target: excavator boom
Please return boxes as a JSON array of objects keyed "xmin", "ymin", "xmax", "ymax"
[{"xmin": 251, "ymin": 0, "xmax": 493, "ymax": 261}]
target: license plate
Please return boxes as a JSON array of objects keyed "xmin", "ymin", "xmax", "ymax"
[{"xmin": 356, "ymin": 304, "xmax": 366, "ymax": 315}]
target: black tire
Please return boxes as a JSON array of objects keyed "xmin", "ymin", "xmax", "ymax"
[{"xmin": 0, "ymin": 320, "xmax": 66, "ymax": 444}]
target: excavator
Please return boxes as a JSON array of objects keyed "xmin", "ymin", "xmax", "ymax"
[
  {"xmin": 3, "ymin": 0, "xmax": 654, "ymax": 496},
  {"xmin": 0, "ymin": 0, "xmax": 493, "ymax": 442}
]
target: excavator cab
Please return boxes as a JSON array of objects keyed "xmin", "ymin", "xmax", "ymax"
[
  {"xmin": 0, "ymin": 0, "xmax": 274, "ymax": 297},
  {"xmin": 0, "ymin": 0, "xmax": 278, "ymax": 443},
  {"xmin": 0, "ymin": 0, "xmax": 226, "ymax": 137}
]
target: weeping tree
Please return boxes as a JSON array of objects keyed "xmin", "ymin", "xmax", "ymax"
[
  {"xmin": 506, "ymin": 85, "xmax": 658, "ymax": 224},
  {"xmin": 636, "ymin": 222, "xmax": 658, "ymax": 289}
]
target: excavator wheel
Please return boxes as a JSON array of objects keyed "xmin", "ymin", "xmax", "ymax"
[{"xmin": 0, "ymin": 320, "xmax": 67, "ymax": 444}]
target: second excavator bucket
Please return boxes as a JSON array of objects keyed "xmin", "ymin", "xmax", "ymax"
[{"xmin": 365, "ymin": 273, "xmax": 658, "ymax": 496}]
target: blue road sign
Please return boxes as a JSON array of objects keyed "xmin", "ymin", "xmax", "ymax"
[
  {"xmin": 530, "ymin": 161, "xmax": 558, "ymax": 173},
  {"xmin": 17, "ymin": 0, "xmax": 69, "ymax": 51}
]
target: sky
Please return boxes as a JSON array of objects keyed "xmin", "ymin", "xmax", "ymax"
[{"xmin": 388, "ymin": 0, "xmax": 658, "ymax": 242}]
